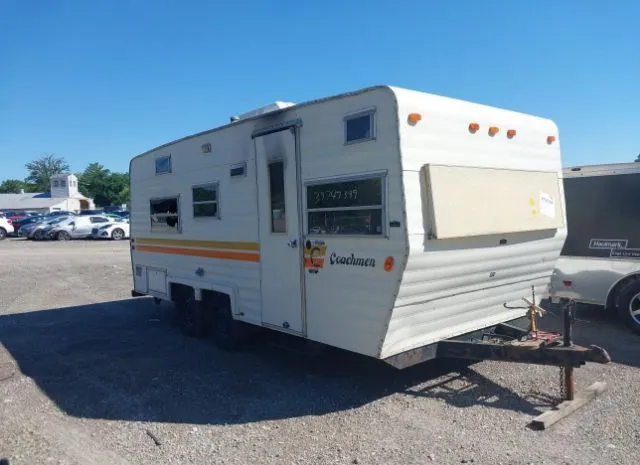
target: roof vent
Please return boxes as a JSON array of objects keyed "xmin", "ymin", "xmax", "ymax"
[{"xmin": 233, "ymin": 101, "xmax": 295, "ymax": 121}]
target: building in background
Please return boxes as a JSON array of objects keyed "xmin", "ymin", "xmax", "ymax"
[{"xmin": 0, "ymin": 174, "xmax": 95, "ymax": 214}]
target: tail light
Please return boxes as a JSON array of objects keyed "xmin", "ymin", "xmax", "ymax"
[{"xmin": 563, "ymin": 280, "xmax": 573, "ymax": 288}]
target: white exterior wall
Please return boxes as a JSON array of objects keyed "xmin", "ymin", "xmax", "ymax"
[
  {"xmin": 295, "ymin": 88, "xmax": 405, "ymax": 357},
  {"xmin": 129, "ymin": 88, "xmax": 407, "ymax": 357},
  {"xmin": 380, "ymin": 87, "xmax": 567, "ymax": 358},
  {"xmin": 130, "ymin": 123, "xmax": 263, "ymax": 324}
]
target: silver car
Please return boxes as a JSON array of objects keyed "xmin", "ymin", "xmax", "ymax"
[{"xmin": 47, "ymin": 215, "xmax": 115, "ymax": 241}]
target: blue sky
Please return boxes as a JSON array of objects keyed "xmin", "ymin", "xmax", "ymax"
[{"xmin": 1, "ymin": 0, "xmax": 638, "ymax": 182}]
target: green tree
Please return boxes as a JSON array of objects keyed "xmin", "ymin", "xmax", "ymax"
[
  {"xmin": 25, "ymin": 153, "xmax": 70, "ymax": 192},
  {"xmin": 77, "ymin": 163, "xmax": 129, "ymax": 207},
  {"xmin": 635, "ymin": 153, "xmax": 640, "ymax": 162},
  {"xmin": 0, "ymin": 179, "xmax": 26, "ymax": 193}
]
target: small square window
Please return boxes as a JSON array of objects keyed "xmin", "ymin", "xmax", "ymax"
[
  {"xmin": 155, "ymin": 155, "xmax": 172, "ymax": 175},
  {"xmin": 60, "ymin": 180, "xmax": 66, "ymax": 187},
  {"xmin": 345, "ymin": 110, "xmax": 375, "ymax": 144},
  {"xmin": 53, "ymin": 180, "xmax": 59, "ymax": 187}
]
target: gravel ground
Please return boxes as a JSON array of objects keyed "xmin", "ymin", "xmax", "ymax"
[{"xmin": 0, "ymin": 238, "xmax": 639, "ymax": 465}]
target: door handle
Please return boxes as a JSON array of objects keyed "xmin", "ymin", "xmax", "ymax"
[{"xmin": 287, "ymin": 238, "xmax": 298, "ymax": 248}]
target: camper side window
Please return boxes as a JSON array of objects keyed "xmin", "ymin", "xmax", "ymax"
[
  {"xmin": 155, "ymin": 155, "xmax": 172, "ymax": 175},
  {"xmin": 192, "ymin": 183, "xmax": 219, "ymax": 218},
  {"xmin": 269, "ymin": 161, "xmax": 286, "ymax": 233},
  {"xmin": 344, "ymin": 109, "xmax": 375, "ymax": 144},
  {"xmin": 150, "ymin": 197, "xmax": 180, "ymax": 233},
  {"xmin": 306, "ymin": 175, "xmax": 384, "ymax": 236}
]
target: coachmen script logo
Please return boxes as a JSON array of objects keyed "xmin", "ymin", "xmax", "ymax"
[
  {"xmin": 329, "ymin": 252, "xmax": 376, "ymax": 268},
  {"xmin": 304, "ymin": 240, "xmax": 328, "ymax": 274}
]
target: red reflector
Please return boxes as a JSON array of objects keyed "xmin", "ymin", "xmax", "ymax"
[{"xmin": 563, "ymin": 280, "xmax": 573, "ymax": 288}]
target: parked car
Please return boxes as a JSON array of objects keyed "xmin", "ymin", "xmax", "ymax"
[
  {"xmin": 47, "ymin": 210, "xmax": 77, "ymax": 217},
  {"xmin": 47, "ymin": 215, "xmax": 115, "ymax": 240},
  {"xmin": 19, "ymin": 216, "xmax": 71, "ymax": 240},
  {"xmin": 0, "ymin": 216, "xmax": 14, "ymax": 240},
  {"xmin": 91, "ymin": 220, "xmax": 130, "ymax": 240},
  {"xmin": 77, "ymin": 209, "xmax": 105, "ymax": 216},
  {"xmin": 9, "ymin": 215, "xmax": 45, "ymax": 235}
]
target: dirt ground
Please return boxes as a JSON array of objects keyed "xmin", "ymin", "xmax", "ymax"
[{"xmin": 1, "ymin": 238, "xmax": 639, "ymax": 465}]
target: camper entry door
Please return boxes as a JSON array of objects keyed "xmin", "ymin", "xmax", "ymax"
[{"xmin": 254, "ymin": 127, "xmax": 305, "ymax": 334}]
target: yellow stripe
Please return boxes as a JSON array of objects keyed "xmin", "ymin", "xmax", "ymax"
[
  {"xmin": 136, "ymin": 245, "xmax": 260, "ymax": 262},
  {"xmin": 136, "ymin": 237, "xmax": 260, "ymax": 251}
]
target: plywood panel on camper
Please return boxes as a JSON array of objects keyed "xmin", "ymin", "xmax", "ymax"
[{"xmin": 422, "ymin": 164, "xmax": 565, "ymax": 240}]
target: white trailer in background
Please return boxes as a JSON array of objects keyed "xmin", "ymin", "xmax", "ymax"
[
  {"xmin": 549, "ymin": 162, "xmax": 640, "ymax": 335},
  {"xmin": 128, "ymin": 85, "xmax": 604, "ymax": 371}
]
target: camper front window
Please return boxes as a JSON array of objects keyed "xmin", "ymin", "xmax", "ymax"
[{"xmin": 150, "ymin": 197, "xmax": 180, "ymax": 233}]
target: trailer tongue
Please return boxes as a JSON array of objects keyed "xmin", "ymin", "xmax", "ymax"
[{"xmin": 384, "ymin": 290, "xmax": 611, "ymax": 429}]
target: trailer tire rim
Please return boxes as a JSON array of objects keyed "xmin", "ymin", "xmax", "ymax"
[{"xmin": 629, "ymin": 292, "xmax": 640, "ymax": 325}]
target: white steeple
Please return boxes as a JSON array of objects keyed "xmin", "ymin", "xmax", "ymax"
[{"xmin": 50, "ymin": 173, "xmax": 79, "ymax": 198}]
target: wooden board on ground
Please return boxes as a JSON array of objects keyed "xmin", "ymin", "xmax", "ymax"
[{"xmin": 530, "ymin": 381, "xmax": 607, "ymax": 430}]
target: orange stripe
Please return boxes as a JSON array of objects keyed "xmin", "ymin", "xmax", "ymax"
[{"xmin": 136, "ymin": 245, "xmax": 260, "ymax": 262}]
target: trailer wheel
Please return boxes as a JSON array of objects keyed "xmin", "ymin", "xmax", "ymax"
[
  {"xmin": 211, "ymin": 306, "xmax": 248, "ymax": 350},
  {"xmin": 615, "ymin": 280, "xmax": 640, "ymax": 335},
  {"xmin": 178, "ymin": 298, "xmax": 208, "ymax": 338}
]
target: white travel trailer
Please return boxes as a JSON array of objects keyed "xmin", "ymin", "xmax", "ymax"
[
  {"xmin": 129, "ymin": 85, "xmax": 569, "ymax": 367},
  {"xmin": 549, "ymin": 162, "xmax": 640, "ymax": 335}
]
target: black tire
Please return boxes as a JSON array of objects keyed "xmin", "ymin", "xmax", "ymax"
[
  {"xmin": 0, "ymin": 228, "xmax": 6, "ymax": 240},
  {"xmin": 111, "ymin": 228, "xmax": 125, "ymax": 241},
  {"xmin": 33, "ymin": 230, "xmax": 44, "ymax": 240},
  {"xmin": 57, "ymin": 231, "xmax": 71, "ymax": 241},
  {"xmin": 178, "ymin": 298, "xmax": 208, "ymax": 338},
  {"xmin": 615, "ymin": 280, "xmax": 640, "ymax": 335},
  {"xmin": 211, "ymin": 306, "xmax": 249, "ymax": 350}
]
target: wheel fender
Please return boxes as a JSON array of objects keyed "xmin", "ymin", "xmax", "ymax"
[{"xmin": 167, "ymin": 277, "xmax": 238, "ymax": 317}]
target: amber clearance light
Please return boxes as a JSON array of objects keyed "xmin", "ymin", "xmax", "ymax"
[
  {"xmin": 488, "ymin": 126, "xmax": 499, "ymax": 137},
  {"xmin": 384, "ymin": 256, "xmax": 394, "ymax": 272},
  {"xmin": 407, "ymin": 113, "xmax": 422, "ymax": 125},
  {"xmin": 468, "ymin": 122, "xmax": 480, "ymax": 133},
  {"xmin": 507, "ymin": 129, "xmax": 517, "ymax": 139}
]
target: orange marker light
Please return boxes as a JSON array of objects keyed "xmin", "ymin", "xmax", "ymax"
[
  {"xmin": 507, "ymin": 129, "xmax": 516, "ymax": 139},
  {"xmin": 468, "ymin": 122, "xmax": 480, "ymax": 133},
  {"xmin": 384, "ymin": 256, "xmax": 394, "ymax": 272},
  {"xmin": 407, "ymin": 113, "xmax": 422, "ymax": 125},
  {"xmin": 547, "ymin": 135, "xmax": 556, "ymax": 144},
  {"xmin": 488, "ymin": 126, "xmax": 499, "ymax": 137}
]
